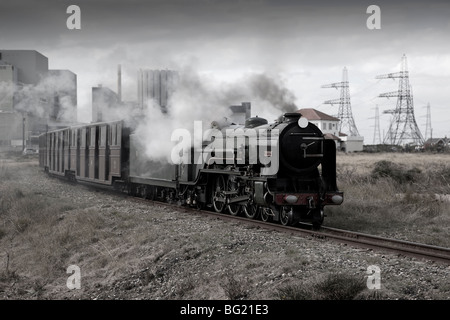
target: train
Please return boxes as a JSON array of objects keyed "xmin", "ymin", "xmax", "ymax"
[{"xmin": 38, "ymin": 112, "xmax": 343, "ymax": 228}]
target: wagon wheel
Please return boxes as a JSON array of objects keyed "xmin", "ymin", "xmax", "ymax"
[
  {"xmin": 147, "ymin": 186, "xmax": 156, "ymax": 201},
  {"xmin": 260, "ymin": 207, "xmax": 273, "ymax": 222},
  {"xmin": 243, "ymin": 202, "xmax": 259, "ymax": 219},
  {"xmin": 212, "ymin": 175, "xmax": 226, "ymax": 213},
  {"xmin": 227, "ymin": 176, "xmax": 241, "ymax": 216},
  {"xmin": 280, "ymin": 206, "xmax": 292, "ymax": 226}
]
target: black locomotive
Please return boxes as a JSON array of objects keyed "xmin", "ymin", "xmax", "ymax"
[{"xmin": 39, "ymin": 112, "xmax": 343, "ymax": 228}]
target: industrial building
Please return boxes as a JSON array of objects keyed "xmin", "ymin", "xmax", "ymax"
[
  {"xmin": 229, "ymin": 102, "xmax": 251, "ymax": 125},
  {"xmin": 92, "ymin": 66, "xmax": 139, "ymax": 125},
  {"xmin": 137, "ymin": 69, "xmax": 179, "ymax": 113},
  {"xmin": 0, "ymin": 49, "xmax": 77, "ymax": 152},
  {"xmin": 0, "ymin": 64, "xmax": 17, "ymax": 112},
  {"xmin": 92, "ymin": 85, "xmax": 120, "ymax": 123},
  {"xmin": 0, "ymin": 50, "xmax": 48, "ymax": 85},
  {"xmin": 47, "ymin": 69, "xmax": 77, "ymax": 121}
]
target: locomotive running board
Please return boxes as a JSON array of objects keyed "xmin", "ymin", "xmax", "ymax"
[
  {"xmin": 129, "ymin": 176, "xmax": 177, "ymax": 188},
  {"xmin": 200, "ymin": 169, "xmax": 243, "ymax": 175}
]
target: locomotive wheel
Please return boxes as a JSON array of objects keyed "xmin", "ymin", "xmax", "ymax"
[
  {"xmin": 312, "ymin": 209, "xmax": 324, "ymax": 229},
  {"xmin": 260, "ymin": 207, "xmax": 272, "ymax": 222},
  {"xmin": 280, "ymin": 206, "xmax": 293, "ymax": 226},
  {"xmin": 212, "ymin": 175, "xmax": 226, "ymax": 213},
  {"xmin": 226, "ymin": 177, "xmax": 241, "ymax": 216},
  {"xmin": 244, "ymin": 203, "xmax": 259, "ymax": 219},
  {"xmin": 195, "ymin": 200, "xmax": 205, "ymax": 210}
]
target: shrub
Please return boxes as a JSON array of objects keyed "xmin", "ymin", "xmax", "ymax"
[
  {"xmin": 315, "ymin": 273, "xmax": 366, "ymax": 300},
  {"xmin": 222, "ymin": 273, "xmax": 248, "ymax": 300},
  {"xmin": 275, "ymin": 283, "xmax": 314, "ymax": 300},
  {"xmin": 275, "ymin": 273, "xmax": 366, "ymax": 300},
  {"xmin": 371, "ymin": 160, "xmax": 422, "ymax": 184}
]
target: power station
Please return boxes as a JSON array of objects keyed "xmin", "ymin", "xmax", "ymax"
[{"xmin": 0, "ymin": 50, "xmax": 77, "ymax": 152}]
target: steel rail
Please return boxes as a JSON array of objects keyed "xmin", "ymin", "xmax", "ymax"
[
  {"xmin": 59, "ymin": 179, "xmax": 450, "ymax": 265},
  {"xmin": 130, "ymin": 196, "xmax": 450, "ymax": 264},
  {"xmin": 319, "ymin": 226, "xmax": 450, "ymax": 264}
]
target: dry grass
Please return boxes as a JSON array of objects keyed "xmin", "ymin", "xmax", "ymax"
[
  {"xmin": 0, "ymin": 189, "xmax": 106, "ymax": 280},
  {"xmin": 275, "ymin": 272, "xmax": 367, "ymax": 300},
  {"xmin": 1, "ymin": 153, "xmax": 448, "ymax": 300},
  {"xmin": 325, "ymin": 152, "xmax": 450, "ymax": 247}
]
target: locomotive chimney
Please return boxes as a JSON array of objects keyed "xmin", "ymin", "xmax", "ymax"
[{"xmin": 283, "ymin": 112, "xmax": 302, "ymax": 121}]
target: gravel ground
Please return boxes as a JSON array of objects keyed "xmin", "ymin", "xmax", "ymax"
[{"xmin": 0, "ymin": 157, "xmax": 449, "ymax": 301}]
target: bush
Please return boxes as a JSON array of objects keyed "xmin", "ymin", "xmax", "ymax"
[
  {"xmin": 275, "ymin": 283, "xmax": 314, "ymax": 300},
  {"xmin": 222, "ymin": 273, "xmax": 249, "ymax": 300},
  {"xmin": 371, "ymin": 160, "xmax": 422, "ymax": 184},
  {"xmin": 315, "ymin": 273, "xmax": 366, "ymax": 300},
  {"xmin": 275, "ymin": 273, "xmax": 366, "ymax": 300}
]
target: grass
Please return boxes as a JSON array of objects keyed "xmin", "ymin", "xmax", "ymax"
[
  {"xmin": 221, "ymin": 272, "xmax": 249, "ymax": 300},
  {"xmin": 1, "ymin": 153, "xmax": 449, "ymax": 300},
  {"xmin": 0, "ymin": 161, "xmax": 13, "ymax": 180},
  {"xmin": 325, "ymin": 152, "xmax": 450, "ymax": 247},
  {"xmin": 275, "ymin": 272, "xmax": 367, "ymax": 300},
  {"xmin": 0, "ymin": 188, "xmax": 106, "ymax": 278},
  {"xmin": 0, "ymin": 159, "xmax": 117, "ymax": 287}
]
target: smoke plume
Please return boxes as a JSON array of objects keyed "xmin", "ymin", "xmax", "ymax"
[
  {"xmin": 134, "ymin": 68, "xmax": 298, "ymax": 163},
  {"xmin": 246, "ymin": 73, "xmax": 298, "ymax": 113},
  {"xmin": 5, "ymin": 72, "xmax": 77, "ymax": 122}
]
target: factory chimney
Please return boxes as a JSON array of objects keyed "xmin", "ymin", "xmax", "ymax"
[{"xmin": 118, "ymin": 64, "xmax": 122, "ymax": 102}]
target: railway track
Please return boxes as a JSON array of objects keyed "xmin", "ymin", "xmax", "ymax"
[
  {"xmin": 75, "ymin": 182, "xmax": 450, "ymax": 265},
  {"xmin": 133, "ymin": 197, "xmax": 450, "ymax": 265},
  {"xmin": 318, "ymin": 226, "xmax": 450, "ymax": 264}
]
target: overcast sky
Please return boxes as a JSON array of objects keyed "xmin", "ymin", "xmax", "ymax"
[{"xmin": 1, "ymin": 0, "xmax": 450, "ymax": 142}]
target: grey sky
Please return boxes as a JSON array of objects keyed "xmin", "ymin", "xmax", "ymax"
[{"xmin": 1, "ymin": 0, "xmax": 450, "ymax": 141}]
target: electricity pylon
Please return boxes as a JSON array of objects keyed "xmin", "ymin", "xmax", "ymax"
[
  {"xmin": 372, "ymin": 105, "xmax": 382, "ymax": 144},
  {"xmin": 376, "ymin": 54, "xmax": 424, "ymax": 146},
  {"xmin": 322, "ymin": 67, "xmax": 360, "ymax": 136},
  {"xmin": 424, "ymin": 102, "xmax": 432, "ymax": 142}
]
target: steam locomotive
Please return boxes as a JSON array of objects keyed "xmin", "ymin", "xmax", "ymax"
[{"xmin": 39, "ymin": 112, "xmax": 343, "ymax": 228}]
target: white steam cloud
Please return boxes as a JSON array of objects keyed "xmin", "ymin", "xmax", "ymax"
[
  {"xmin": 133, "ymin": 68, "xmax": 299, "ymax": 163},
  {"xmin": 1, "ymin": 72, "xmax": 77, "ymax": 122}
]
